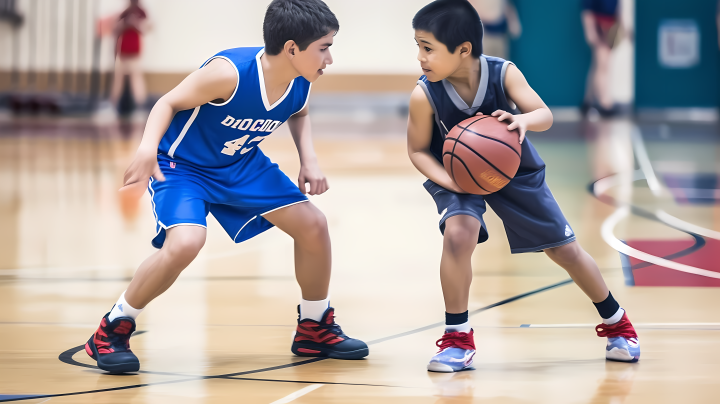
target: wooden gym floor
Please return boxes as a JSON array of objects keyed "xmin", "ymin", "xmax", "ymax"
[{"xmin": 0, "ymin": 115, "xmax": 719, "ymax": 403}]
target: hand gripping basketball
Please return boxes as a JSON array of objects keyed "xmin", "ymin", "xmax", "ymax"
[{"xmin": 442, "ymin": 116, "xmax": 522, "ymax": 195}]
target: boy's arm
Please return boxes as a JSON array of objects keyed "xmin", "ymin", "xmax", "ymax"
[
  {"xmin": 407, "ymin": 86, "xmax": 465, "ymax": 193},
  {"xmin": 488, "ymin": 64, "xmax": 553, "ymax": 144},
  {"xmin": 287, "ymin": 105, "xmax": 328, "ymax": 195},
  {"xmin": 122, "ymin": 58, "xmax": 236, "ymax": 194}
]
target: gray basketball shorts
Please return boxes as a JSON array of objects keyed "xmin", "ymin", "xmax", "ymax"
[{"xmin": 423, "ymin": 167, "xmax": 576, "ymax": 254}]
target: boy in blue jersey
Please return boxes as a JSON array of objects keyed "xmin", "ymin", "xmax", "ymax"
[
  {"xmin": 406, "ymin": 0, "xmax": 639, "ymax": 372},
  {"xmin": 84, "ymin": 0, "xmax": 368, "ymax": 373}
]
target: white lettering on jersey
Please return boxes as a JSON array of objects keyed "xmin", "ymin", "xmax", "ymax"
[
  {"xmin": 265, "ymin": 121, "xmax": 282, "ymax": 132},
  {"xmin": 237, "ymin": 118, "xmax": 253, "ymax": 130},
  {"xmin": 220, "ymin": 115, "xmax": 282, "ymax": 138},
  {"xmin": 250, "ymin": 120, "xmax": 265, "ymax": 131},
  {"xmin": 221, "ymin": 115, "xmax": 235, "ymax": 126},
  {"xmin": 259, "ymin": 120, "xmax": 273, "ymax": 131}
]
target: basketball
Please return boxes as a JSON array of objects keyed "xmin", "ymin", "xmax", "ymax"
[{"xmin": 442, "ymin": 116, "xmax": 522, "ymax": 195}]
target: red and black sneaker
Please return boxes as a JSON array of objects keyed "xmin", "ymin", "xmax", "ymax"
[
  {"xmin": 291, "ymin": 306, "xmax": 369, "ymax": 360},
  {"xmin": 85, "ymin": 312, "xmax": 140, "ymax": 373}
]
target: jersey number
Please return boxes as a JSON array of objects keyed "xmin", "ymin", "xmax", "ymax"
[{"xmin": 221, "ymin": 135, "xmax": 265, "ymax": 156}]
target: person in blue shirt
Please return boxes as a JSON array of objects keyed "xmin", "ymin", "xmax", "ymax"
[
  {"xmin": 407, "ymin": 0, "xmax": 639, "ymax": 372},
  {"xmin": 83, "ymin": 0, "xmax": 368, "ymax": 374}
]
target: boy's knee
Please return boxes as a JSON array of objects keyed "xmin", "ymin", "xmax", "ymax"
[
  {"xmin": 295, "ymin": 209, "xmax": 329, "ymax": 243},
  {"xmin": 164, "ymin": 228, "xmax": 206, "ymax": 260},
  {"xmin": 443, "ymin": 224, "xmax": 477, "ymax": 256},
  {"xmin": 545, "ymin": 241, "xmax": 581, "ymax": 264}
]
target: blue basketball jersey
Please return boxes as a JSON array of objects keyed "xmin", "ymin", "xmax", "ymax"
[
  {"xmin": 417, "ymin": 55, "xmax": 545, "ymax": 175},
  {"xmin": 158, "ymin": 47, "xmax": 311, "ymax": 168}
]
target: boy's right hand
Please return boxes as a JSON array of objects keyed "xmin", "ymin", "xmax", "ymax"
[{"xmin": 119, "ymin": 149, "xmax": 165, "ymax": 200}]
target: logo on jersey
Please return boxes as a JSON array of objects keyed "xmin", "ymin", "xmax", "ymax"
[
  {"xmin": 220, "ymin": 115, "xmax": 282, "ymax": 133},
  {"xmin": 565, "ymin": 225, "xmax": 573, "ymax": 237}
]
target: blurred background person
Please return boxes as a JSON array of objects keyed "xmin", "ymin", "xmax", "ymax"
[
  {"xmin": 468, "ymin": 0, "xmax": 521, "ymax": 59},
  {"xmin": 103, "ymin": 0, "xmax": 150, "ymax": 116},
  {"xmin": 581, "ymin": 0, "xmax": 629, "ymax": 117}
]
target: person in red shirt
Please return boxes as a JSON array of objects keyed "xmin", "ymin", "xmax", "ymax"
[{"xmin": 110, "ymin": 0, "xmax": 150, "ymax": 111}]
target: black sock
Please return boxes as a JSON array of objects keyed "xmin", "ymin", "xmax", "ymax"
[
  {"xmin": 445, "ymin": 311, "xmax": 469, "ymax": 326},
  {"xmin": 593, "ymin": 291, "xmax": 621, "ymax": 320}
]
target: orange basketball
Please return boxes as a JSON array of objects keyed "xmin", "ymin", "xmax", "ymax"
[{"xmin": 442, "ymin": 116, "xmax": 522, "ymax": 195}]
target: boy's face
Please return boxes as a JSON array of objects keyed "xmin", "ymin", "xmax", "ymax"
[
  {"xmin": 291, "ymin": 31, "xmax": 335, "ymax": 83},
  {"xmin": 414, "ymin": 30, "xmax": 465, "ymax": 82}
]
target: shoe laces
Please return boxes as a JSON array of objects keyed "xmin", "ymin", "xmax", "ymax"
[
  {"xmin": 596, "ymin": 314, "xmax": 638, "ymax": 339},
  {"xmin": 436, "ymin": 330, "xmax": 475, "ymax": 352},
  {"xmin": 321, "ymin": 312, "xmax": 345, "ymax": 337}
]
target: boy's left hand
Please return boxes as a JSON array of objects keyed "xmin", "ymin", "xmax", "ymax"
[
  {"xmin": 477, "ymin": 110, "xmax": 527, "ymax": 144},
  {"xmin": 298, "ymin": 162, "xmax": 329, "ymax": 195}
]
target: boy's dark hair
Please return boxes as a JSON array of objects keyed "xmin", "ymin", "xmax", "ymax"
[
  {"xmin": 263, "ymin": 0, "xmax": 339, "ymax": 56},
  {"xmin": 412, "ymin": 0, "xmax": 483, "ymax": 58}
]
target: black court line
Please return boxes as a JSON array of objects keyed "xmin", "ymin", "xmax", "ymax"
[
  {"xmin": 3, "ymin": 278, "xmax": 578, "ymax": 403},
  {"xmin": 367, "ymin": 278, "xmax": 574, "ymax": 345}
]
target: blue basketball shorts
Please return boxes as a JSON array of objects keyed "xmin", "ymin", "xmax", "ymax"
[
  {"xmin": 424, "ymin": 167, "xmax": 576, "ymax": 254},
  {"xmin": 148, "ymin": 149, "xmax": 308, "ymax": 249}
]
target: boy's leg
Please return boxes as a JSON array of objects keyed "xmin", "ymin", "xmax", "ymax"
[
  {"xmin": 86, "ymin": 226, "xmax": 206, "ymax": 373},
  {"xmin": 544, "ymin": 240, "xmax": 609, "ymax": 303},
  {"xmin": 440, "ymin": 215, "xmax": 481, "ymax": 315},
  {"xmin": 263, "ymin": 202, "xmax": 330, "ymax": 302},
  {"xmin": 428, "ymin": 215, "xmax": 480, "ymax": 373},
  {"xmin": 262, "ymin": 201, "xmax": 368, "ymax": 359},
  {"xmin": 545, "ymin": 241, "xmax": 640, "ymax": 362},
  {"xmin": 125, "ymin": 225, "xmax": 206, "ymax": 309}
]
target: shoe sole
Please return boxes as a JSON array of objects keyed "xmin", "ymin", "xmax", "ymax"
[
  {"xmin": 427, "ymin": 362, "xmax": 475, "ymax": 373},
  {"xmin": 606, "ymin": 347, "xmax": 639, "ymax": 363},
  {"xmin": 291, "ymin": 345, "xmax": 369, "ymax": 360},
  {"xmin": 606, "ymin": 356, "xmax": 639, "ymax": 363},
  {"xmin": 85, "ymin": 336, "xmax": 140, "ymax": 374}
]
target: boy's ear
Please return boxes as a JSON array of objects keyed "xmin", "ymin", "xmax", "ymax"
[
  {"xmin": 458, "ymin": 41, "xmax": 473, "ymax": 58},
  {"xmin": 283, "ymin": 40, "xmax": 298, "ymax": 58}
]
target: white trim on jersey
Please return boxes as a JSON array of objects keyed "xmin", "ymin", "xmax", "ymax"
[
  {"xmin": 441, "ymin": 55, "xmax": 488, "ymax": 115},
  {"xmin": 291, "ymin": 83, "xmax": 312, "ymax": 116},
  {"xmin": 255, "ymin": 48, "xmax": 296, "ymax": 111},
  {"xmin": 149, "ymin": 177, "xmax": 160, "ymax": 226},
  {"xmin": 500, "ymin": 61, "xmax": 518, "ymax": 110},
  {"xmin": 168, "ymin": 106, "xmax": 200, "ymax": 158},
  {"xmin": 202, "ymin": 55, "xmax": 240, "ymax": 107}
]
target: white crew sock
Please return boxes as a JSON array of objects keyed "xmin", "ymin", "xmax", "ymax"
[
  {"xmin": 108, "ymin": 291, "xmax": 144, "ymax": 322},
  {"xmin": 300, "ymin": 297, "xmax": 330, "ymax": 322},
  {"xmin": 603, "ymin": 307, "xmax": 625, "ymax": 325},
  {"xmin": 445, "ymin": 321, "xmax": 472, "ymax": 333}
]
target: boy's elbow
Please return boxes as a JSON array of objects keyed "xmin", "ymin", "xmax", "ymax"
[
  {"xmin": 544, "ymin": 108, "xmax": 553, "ymax": 130},
  {"xmin": 537, "ymin": 107, "xmax": 553, "ymax": 132}
]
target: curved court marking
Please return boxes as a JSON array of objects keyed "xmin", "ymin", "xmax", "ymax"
[
  {"xmin": 592, "ymin": 125, "xmax": 720, "ymax": 278},
  {"xmin": 601, "ymin": 207, "xmax": 720, "ymax": 279},
  {"xmin": 655, "ymin": 210, "xmax": 720, "ymax": 241}
]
